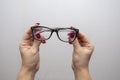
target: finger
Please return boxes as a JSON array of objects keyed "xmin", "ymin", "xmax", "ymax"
[
  {"xmin": 34, "ymin": 23, "xmax": 46, "ymax": 44},
  {"xmin": 34, "ymin": 23, "xmax": 40, "ymax": 26},
  {"xmin": 22, "ymin": 22, "xmax": 40, "ymax": 40},
  {"xmin": 77, "ymin": 32, "xmax": 94, "ymax": 48},
  {"xmin": 22, "ymin": 27, "xmax": 32, "ymax": 41},
  {"xmin": 30, "ymin": 37, "xmax": 34, "ymax": 46},
  {"xmin": 72, "ymin": 38, "xmax": 81, "ymax": 49},
  {"xmin": 68, "ymin": 31, "xmax": 81, "ymax": 48},
  {"xmin": 32, "ymin": 39, "xmax": 41, "ymax": 48},
  {"xmin": 32, "ymin": 23, "xmax": 42, "ymax": 47},
  {"xmin": 68, "ymin": 32, "xmax": 75, "ymax": 44},
  {"xmin": 77, "ymin": 32, "xmax": 91, "ymax": 44},
  {"xmin": 32, "ymin": 35, "xmax": 46, "ymax": 48},
  {"xmin": 40, "ymin": 36, "xmax": 46, "ymax": 44}
]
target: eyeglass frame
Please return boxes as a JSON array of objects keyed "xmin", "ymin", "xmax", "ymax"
[{"xmin": 31, "ymin": 26, "xmax": 79, "ymax": 43}]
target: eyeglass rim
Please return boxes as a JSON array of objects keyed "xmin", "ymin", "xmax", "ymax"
[
  {"xmin": 31, "ymin": 26, "xmax": 52, "ymax": 41},
  {"xmin": 31, "ymin": 26, "xmax": 79, "ymax": 43},
  {"xmin": 56, "ymin": 28, "xmax": 79, "ymax": 43}
]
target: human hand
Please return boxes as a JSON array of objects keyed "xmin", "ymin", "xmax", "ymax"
[
  {"xmin": 71, "ymin": 32, "xmax": 94, "ymax": 80},
  {"xmin": 17, "ymin": 23, "xmax": 45, "ymax": 80}
]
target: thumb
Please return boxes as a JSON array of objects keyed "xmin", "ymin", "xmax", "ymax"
[
  {"xmin": 72, "ymin": 38, "xmax": 81, "ymax": 49},
  {"xmin": 32, "ymin": 39, "xmax": 41, "ymax": 48}
]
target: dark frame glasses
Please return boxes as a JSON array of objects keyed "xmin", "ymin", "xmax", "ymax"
[{"xmin": 31, "ymin": 26, "xmax": 79, "ymax": 43}]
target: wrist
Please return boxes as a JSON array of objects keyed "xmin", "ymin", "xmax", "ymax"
[
  {"xmin": 72, "ymin": 64, "xmax": 89, "ymax": 73},
  {"xmin": 17, "ymin": 67, "xmax": 36, "ymax": 80},
  {"xmin": 73, "ymin": 67, "xmax": 92, "ymax": 80},
  {"xmin": 74, "ymin": 67, "xmax": 89, "ymax": 76}
]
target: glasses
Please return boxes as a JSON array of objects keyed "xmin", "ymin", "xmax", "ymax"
[{"xmin": 31, "ymin": 26, "xmax": 79, "ymax": 43}]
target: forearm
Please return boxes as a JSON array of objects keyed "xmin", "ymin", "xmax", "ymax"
[
  {"xmin": 17, "ymin": 67, "xmax": 36, "ymax": 80},
  {"xmin": 74, "ymin": 68, "xmax": 92, "ymax": 80}
]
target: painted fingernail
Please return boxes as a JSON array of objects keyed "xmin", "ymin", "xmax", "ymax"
[
  {"xmin": 68, "ymin": 32, "xmax": 75, "ymax": 38},
  {"xmin": 35, "ymin": 23, "xmax": 40, "ymax": 25},
  {"xmin": 36, "ymin": 33, "xmax": 41, "ymax": 39},
  {"xmin": 42, "ymin": 40, "xmax": 46, "ymax": 44},
  {"xmin": 70, "ymin": 26, "xmax": 74, "ymax": 29}
]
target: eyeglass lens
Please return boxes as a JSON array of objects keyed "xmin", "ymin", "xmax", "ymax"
[
  {"xmin": 33, "ymin": 27, "xmax": 51, "ymax": 40},
  {"xmin": 58, "ymin": 29, "xmax": 76, "ymax": 42}
]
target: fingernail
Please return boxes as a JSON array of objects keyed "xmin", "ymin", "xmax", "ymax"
[
  {"xmin": 35, "ymin": 23, "xmax": 40, "ymax": 25},
  {"xmin": 68, "ymin": 32, "xmax": 75, "ymax": 38},
  {"xmin": 70, "ymin": 26, "xmax": 74, "ymax": 29},
  {"xmin": 42, "ymin": 40, "xmax": 46, "ymax": 44},
  {"xmin": 36, "ymin": 33, "xmax": 41, "ymax": 39}
]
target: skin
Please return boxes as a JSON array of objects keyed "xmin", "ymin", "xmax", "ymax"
[
  {"xmin": 72, "ymin": 32, "xmax": 94, "ymax": 80},
  {"xmin": 17, "ymin": 24, "xmax": 94, "ymax": 80}
]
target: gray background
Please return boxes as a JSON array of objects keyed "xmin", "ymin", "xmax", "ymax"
[{"xmin": 0, "ymin": 0, "xmax": 120, "ymax": 80}]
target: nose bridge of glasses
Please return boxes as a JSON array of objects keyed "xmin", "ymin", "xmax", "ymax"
[
  {"xmin": 50, "ymin": 28, "xmax": 60, "ymax": 40},
  {"xmin": 51, "ymin": 28, "xmax": 59, "ymax": 32}
]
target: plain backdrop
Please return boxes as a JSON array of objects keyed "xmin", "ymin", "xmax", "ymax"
[{"xmin": 0, "ymin": 0, "xmax": 120, "ymax": 80}]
